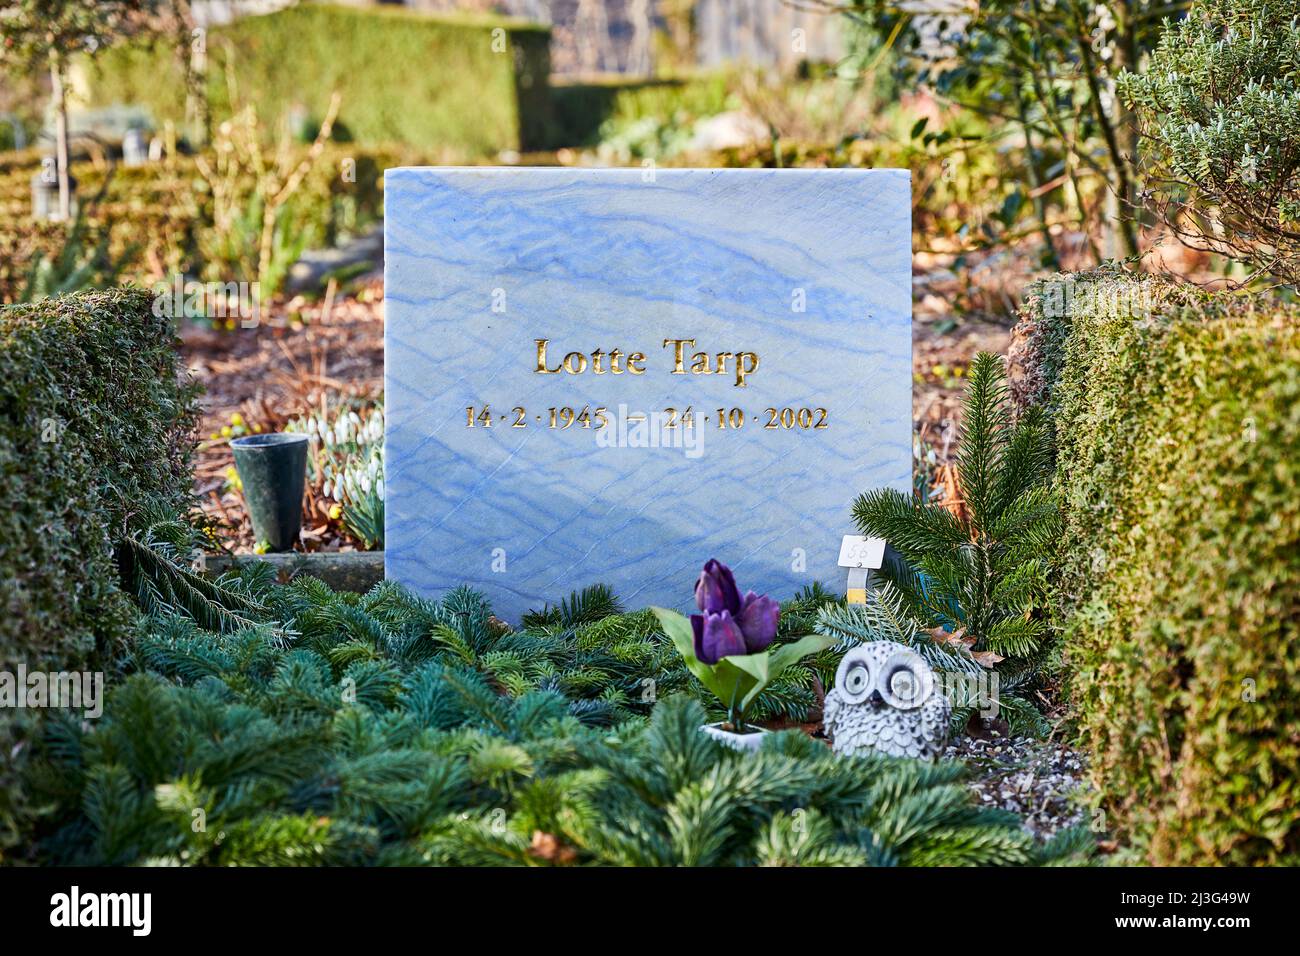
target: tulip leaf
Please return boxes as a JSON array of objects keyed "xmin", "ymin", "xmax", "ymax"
[
  {"xmin": 724, "ymin": 652, "xmax": 774, "ymax": 714},
  {"xmin": 652, "ymin": 607, "xmax": 695, "ymax": 659},
  {"xmin": 767, "ymin": 633, "xmax": 837, "ymax": 678},
  {"xmin": 740, "ymin": 634, "xmax": 837, "ymax": 712},
  {"xmin": 713, "ymin": 658, "xmax": 760, "ymax": 713},
  {"xmin": 723, "ymin": 651, "xmax": 770, "ymax": 683}
]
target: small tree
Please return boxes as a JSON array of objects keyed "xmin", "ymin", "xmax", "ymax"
[
  {"xmin": 851, "ymin": 352, "xmax": 1058, "ymax": 662},
  {"xmin": 1119, "ymin": 0, "xmax": 1300, "ymax": 284},
  {"xmin": 0, "ymin": 0, "xmax": 157, "ymax": 220},
  {"xmin": 821, "ymin": 1, "xmax": 1190, "ymax": 265}
]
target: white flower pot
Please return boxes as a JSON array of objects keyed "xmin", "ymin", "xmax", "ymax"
[{"xmin": 700, "ymin": 722, "xmax": 768, "ymax": 753}]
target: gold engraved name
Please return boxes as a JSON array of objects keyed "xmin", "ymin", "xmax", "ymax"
[
  {"xmin": 535, "ymin": 339, "xmax": 646, "ymax": 375},
  {"xmin": 662, "ymin": 338, "xmax": 759, "ymax": 387},
  {"xmin": 533, "ymin": 338, "xmax": 759, "ymax": 387}
]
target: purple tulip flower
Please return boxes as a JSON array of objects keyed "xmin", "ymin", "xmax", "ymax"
[{"xmin": 690, "ymin": 559, "xmax": 781, "ymax": 664}]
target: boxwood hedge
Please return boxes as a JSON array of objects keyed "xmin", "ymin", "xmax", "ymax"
[
  {"xmin": 0, "ymin": 288, "xmax": 197, "ymax": 855},
  {"xmin": 1014, "ymin": 269, "xmax": 1299, "ymax": 864}
]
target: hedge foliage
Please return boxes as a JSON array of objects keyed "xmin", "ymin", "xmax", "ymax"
[
  {"xmin": 1015, "ymin": 269, "xmax": 1300, "ymax": 864},
  {"xmin": 0, "ymin": 288, "xmax": 197, "ymax": 853},
  {"xmin": 0, "ymin": 145, "xmax": 400, "ymax": 303},
  {"xmin": 28, "ymin": 573, "xmax": 1090, "ymax": 866},
  {"xmin": 84, "ymin": 4, "xmax": 551, "ymax": 155}
]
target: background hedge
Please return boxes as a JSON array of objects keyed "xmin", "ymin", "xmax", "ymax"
[
  {"xmin": 549, "ymin": 73, "xmax": 732, "ymax": 147},
  {"xmin": 0, "ymin": 144, "xmax": 401, "ymax": 304},
  {"xmin": 81, "ymin": 4, "xmax": 551, "ymax": 155},
  {"xmin": 1014, "ymin": 269, "xmax": 1299, "ymax": 864},
  {"xmin": 0, "ymin": 288, "xmax": 198, "ymax": 856}
]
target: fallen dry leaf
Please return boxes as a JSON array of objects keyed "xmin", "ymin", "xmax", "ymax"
[
  {"xmin": 971, "ymin": 649, "xmax": 1006, "ymax": 668},
  {"xmin": 928, "ymin": 626, "xmax": 975, "ymax": 649},
  {"xmin": 528, "ymin": 830, "xmax": 577, "ymax": 865}
]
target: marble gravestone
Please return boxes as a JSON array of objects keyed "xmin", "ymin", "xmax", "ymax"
[{"xmin": 384, "ymin": 168, "xmax": 911, "ymax": 621}]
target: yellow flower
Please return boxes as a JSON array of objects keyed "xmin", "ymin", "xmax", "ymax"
[
  {"xmin": 221, "ymin": 425, "xmax": 233, "ymax": 437},
  {"xmin": 224, "ymin": 319, "xmax": 236, "ymax": 331},
  {"xmin": 209, "ymin": 432, "xmax": 219, "ymax": 440},
  {"xmin": 328, "ymin": 504, "xmax": 343, "ymax": 520},
  {"xmin": 252, "ymin": 423, "xmax": 263, "ymax": 433},
  {"xmin": 230, "ymin": 412, "xmax": 245, "ymax": 426}
]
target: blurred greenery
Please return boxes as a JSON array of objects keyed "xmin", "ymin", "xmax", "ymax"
[
  {"xmin": 0, "ymin": 1, "xmax": 1151, "ymax": 295},
  {"xmin": 83, "ymin": 3, "xmax": 550, "ymax": 155},
  {"xmin": 831, "ymin": 1, "xmax": 1195, "ymax": 266},
  {"xmin": 0, "ymin": 142, "xmax": 405, "ymax": 303},
  {"xmin": 550, "ymin": 72, "xmax": 734, "ymax": 152}
]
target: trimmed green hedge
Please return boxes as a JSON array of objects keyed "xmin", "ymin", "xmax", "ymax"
[
  {"xmin": 1014, "ymin": 269, "xmax": 1300, "ymax": 864},
  {"xmin": 84, "ymin": 4, "xmax": 551, "ymax": 155},
  {"xmin": 0, "ymin": 288, "xmax": 198, "ymax": 856}
]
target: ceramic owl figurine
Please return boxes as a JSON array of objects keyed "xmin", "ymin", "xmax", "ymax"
[{"xmin": 823, "ymin": 641, "xmax": 951, "ymax": 760}]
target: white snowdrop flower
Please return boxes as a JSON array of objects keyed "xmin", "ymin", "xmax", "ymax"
[
  {"xmin": 360, "ymin": 476, "xmax": 371, "ymax": 494},
  {"xmin": 376, "ymin": 478, "xmax": 384, "ymax": 501}
]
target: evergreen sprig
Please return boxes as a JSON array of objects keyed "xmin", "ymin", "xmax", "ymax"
[{"xmin": 121, "ymin": 515, "xmax": 277, "ymax": 638}]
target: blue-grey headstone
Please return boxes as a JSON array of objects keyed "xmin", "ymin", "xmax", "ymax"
[{"xmin": 385, "ymin": 167, "xmax": 911, "ymax": 621}]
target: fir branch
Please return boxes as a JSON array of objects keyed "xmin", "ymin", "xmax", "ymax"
[{"xmin": 956, "ymin": 352, "xmax": 1012, "ymax": 527}]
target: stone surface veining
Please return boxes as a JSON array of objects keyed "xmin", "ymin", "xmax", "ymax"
[{"xmin": 385, "ymin": 168, "xmax": 911, "ymax": 621}]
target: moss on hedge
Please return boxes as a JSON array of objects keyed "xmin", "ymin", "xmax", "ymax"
[
  {"xmin": 1015, "ymin": 269, "xmax": 1300, "ymax": 864},
  {"xmin": 83, "ymin": 4, "xmax": 551, "ymax": 155},
  {"xmin": 0, "ymin": 288, "xmax": 198, "ymax": 855}
]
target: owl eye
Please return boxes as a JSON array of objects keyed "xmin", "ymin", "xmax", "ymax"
[
  {"xmin": 843, "ymin": 662, "xmax": 870, "ymax": 700},
  {"xmin": 889, "ymin": 667, "xmax": 919, "ymax": 702},
  {"xmin": 879, "ymin": 651, "xmax": 933, "ymax": 711}
]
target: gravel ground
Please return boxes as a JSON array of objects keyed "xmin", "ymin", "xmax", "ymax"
[{"xmin": 942, "ymin": 733, "xmax": 1095, "ymax": 840}]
